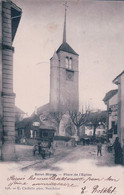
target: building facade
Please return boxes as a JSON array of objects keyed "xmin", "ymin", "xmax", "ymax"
[
  {"xmin": 0, "ymin": 0, "xmax": 22, "ymax": 160},
  {"xmin": 85, "ymin": 124, "xmax": 106, "ymax": 137},
  {"xmin": 16, "ymin": 114, "xmax": 55, "ymax": 145},
  {"xmin": 103, "ymin": 89, "xmax": 118, "ymax": 140},
  {"xmin": 113, "ymin": 71, "xmax": 124, "ymax": 148}
]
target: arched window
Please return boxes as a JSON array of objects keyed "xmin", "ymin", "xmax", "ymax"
[
  {"xmin": 66, "ymin": 57, "xmax": 69, "ymax": 68},
  {"xmin": 65, "ymin": 57, "xmax": 72, "ymax": 69},
  {"xmin": 30, "ymin": 130, "xmax": 33, "ymax": 138},
  {"xmin": 69, "ymin": 58, "xmax": 72, "ymax": 69}
]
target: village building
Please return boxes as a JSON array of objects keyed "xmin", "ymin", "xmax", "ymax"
[
  {"xmin": 113, "ymin": 71, "xmax": 124, "ymax": 148},
  {"xmin": 15, "ymin": 114, "xmax": 55, "ymax": 145},
  {"xmin": 103, "ymin": 70, "xmax": 124, "ymax": 164},
  {"xmin": 103, "ymin": 89, "xmax": 118, "ymax": 141},
  {"xmin": 0, "ymin": 0, "xmax": 22, "ymax": 160},
  {"xmin": 79, "ymin": 110, "xmax": 107, "ymax": 143},
  {"xmin": 15, "ymin": 106, "xmax": 28, "ymax": 122},
  {"xmin": 85, "ymin": 123, "xmax": 106, "ymax": 137}
]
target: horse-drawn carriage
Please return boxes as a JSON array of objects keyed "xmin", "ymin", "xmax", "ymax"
[{"xmin": 33, "ymin": 128, "xmax": 55, "ymax": 159}]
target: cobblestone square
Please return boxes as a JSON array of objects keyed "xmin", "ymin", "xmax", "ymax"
[{"xmin": 14, "ymin": 144, "xmax": 115, "ymax": 171}]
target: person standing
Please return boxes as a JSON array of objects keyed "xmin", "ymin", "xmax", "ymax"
[
  {"xmin": 38, "ymin": 142, "xmax": 41, "ymax": 155},
  {"xmin": 113, "ymin": 137, "xmax": 122, "ymax": 164},
  {"xmin": 33, "ymin": 144, "xmax": 38, "ymax": 156},
  {"xmin": 97, "ymin": 140, "xmax": 102, "ymax": 156}
]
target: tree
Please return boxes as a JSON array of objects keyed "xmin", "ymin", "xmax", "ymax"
[
  {"xmin": 49, "ymin": 112, "xmax": 63, "ymax": 135},
  {"xmin": 88, "ymin": 111, "xmax": 107, "ymax": 139},
  {"xmin": 69, "ymin": 108, "xmax": 90, "ymax": 139}
]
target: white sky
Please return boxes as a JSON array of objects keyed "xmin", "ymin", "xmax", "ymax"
[{"xmin": 12, "ymin": 0, "xmax": 124, "ymax": 115}]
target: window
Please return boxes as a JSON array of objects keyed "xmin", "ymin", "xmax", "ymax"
[
  {"xmin": 30, "ymin": 130, "xmax": 33, "ymax": 138},
  {"xmin": 42, "ymin": 132, "xmax": 48, "ymax": 137},
  {"xmin": 111, "ymin": 121, "xmax": 115, "ymax": 129},
  {"xmin": 66, "ymin": 57, "xmax": 69, "ymax": 68},
  {"xmin": 65, "ymin": 57, "xmax": 72, "ymax": 69},
  {"xmin": 111, "ymin": 121, "xmax": 117, "ymax": 134},
  {"xmin": 69, "ymin": 58, "xmax": 72, "ymax": 69},
  {"xmin": 34, "ymin": 130, "xmax": 37, "ymax": 138},
  {"xmin": 22, "ymin": 129, "xmax": 24, "ymax": 136},
  {"xmin": 19, "ymin": 129, "xmax": 22, "ymax": 136}
]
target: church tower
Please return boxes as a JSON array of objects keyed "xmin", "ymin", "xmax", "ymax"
[{"xmin": 50, "ymin": 2, "xmax": 79, "ymax": 113}]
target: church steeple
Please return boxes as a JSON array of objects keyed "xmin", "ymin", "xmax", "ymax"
[
  {"xmin": 63, "ymin": 1, "xmax": 68, "ymax": 43},
  {"xmin": 57, "ymin": 1, "xmax": 78, "ymax": 56},
  {"xmin": 50, "ymin": 1, "xmax": 79, "ymax": 113}
]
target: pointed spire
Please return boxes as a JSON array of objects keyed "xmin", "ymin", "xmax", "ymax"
[{"xmin": 63, "ymin": 1, "xmax": 68, "ymax": 43}]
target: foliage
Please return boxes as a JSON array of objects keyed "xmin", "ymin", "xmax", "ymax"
[
  {"xmin": 87, "ymin": 111, "xmax": 107, "ymax": 138},
  {"xmin": 88, "ymin": 111, "xmax": 107, "ymax": 124}
]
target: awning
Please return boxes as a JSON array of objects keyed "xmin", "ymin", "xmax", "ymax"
[{"xmin": 10, "ymin": 1, "xmax": 22, "ymax": 41}]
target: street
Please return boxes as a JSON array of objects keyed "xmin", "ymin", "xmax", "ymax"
[{"xmin": 14, "ymin": 144, "xmax": 115, "ymax": 171}]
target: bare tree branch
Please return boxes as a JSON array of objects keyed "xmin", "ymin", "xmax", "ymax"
[
  {"xmin": 49, "ymin": 112, "xmax": 63, "ymax": 126},
  {"xmin": 48, "ymin": 112, "xmax": 63, "ymax": 135},
  {"xmin": 69, "ymin": 109, "xmax": 90, "ymax": 137}
]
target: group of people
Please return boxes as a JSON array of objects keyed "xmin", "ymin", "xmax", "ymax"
[
  {"xmin": 33, "ymin": 141, "xmax": 54, "ymax": 159},
  {"xmin": 33, "ymin": 141, "xmax": 47, "ymax": 159},
  {"xmin": 96, "ymin": 137, "xmax": 123, "ymax": 165},
  {"xmin": 33, "ymin": 142, "xmax": 41, "ymax": 155}
]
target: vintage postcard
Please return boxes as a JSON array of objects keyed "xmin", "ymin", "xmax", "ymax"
[{"xmin": 0, "ymin": 0, "xmax": 124, "ymax": 195}]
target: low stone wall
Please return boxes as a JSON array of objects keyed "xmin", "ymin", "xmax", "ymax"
[
  {"xmin": 18, "ymin": 138, "xmax": 37, "ymax": 146},
  {"xmin": 18, "ymin": 137, "xmax": 76, "ymax": 148},
  {"xmin": 53, "ymin": 139, "xmax": 76, "ymax": 147}
]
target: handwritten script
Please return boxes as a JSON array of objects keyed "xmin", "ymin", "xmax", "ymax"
[{"xmin": 5, "ymin": 173, "xmax": 119, "ymax": 194}]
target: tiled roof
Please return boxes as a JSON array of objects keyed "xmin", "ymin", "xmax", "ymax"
[
  {"xmin": 15, "ymin": 117, "xmax": 31, "ymax": 129},
  {"xmin": 56, "ymin": 42, "xmax": 78, "ymax": 56},
  {"xmin": 37, "ymin": 103, "xmax": 50, "ymax": 115},
  {"xmin": 16, "ymin": 114, "xmax": 55, "ymax": 131},
  {"xmin": 113, "ymin": 70, "xmax": 124, "ymax": 85},
  {"xmin": 103, "ymin": 89, "xmax": 118, "ymax": 102},
  {"xmin": 39, "ymin": 124, "xmax": 55, "ymax": 130},
  {"xmin": 10, "ymin": 1, "xmax": 22, "ymax": 41},
  {"xmin": 31, "ymin": 103, "xmax": 50, "ymax": 117}
]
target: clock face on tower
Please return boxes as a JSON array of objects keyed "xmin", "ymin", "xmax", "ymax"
[{"xmin": 66, "ymin": 70, "xmax": 74, "ymax": 81}]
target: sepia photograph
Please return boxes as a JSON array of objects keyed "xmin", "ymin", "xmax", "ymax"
[{"xmin": 0, "ymin": 0, "xmax": 124, "ymax": 194}]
